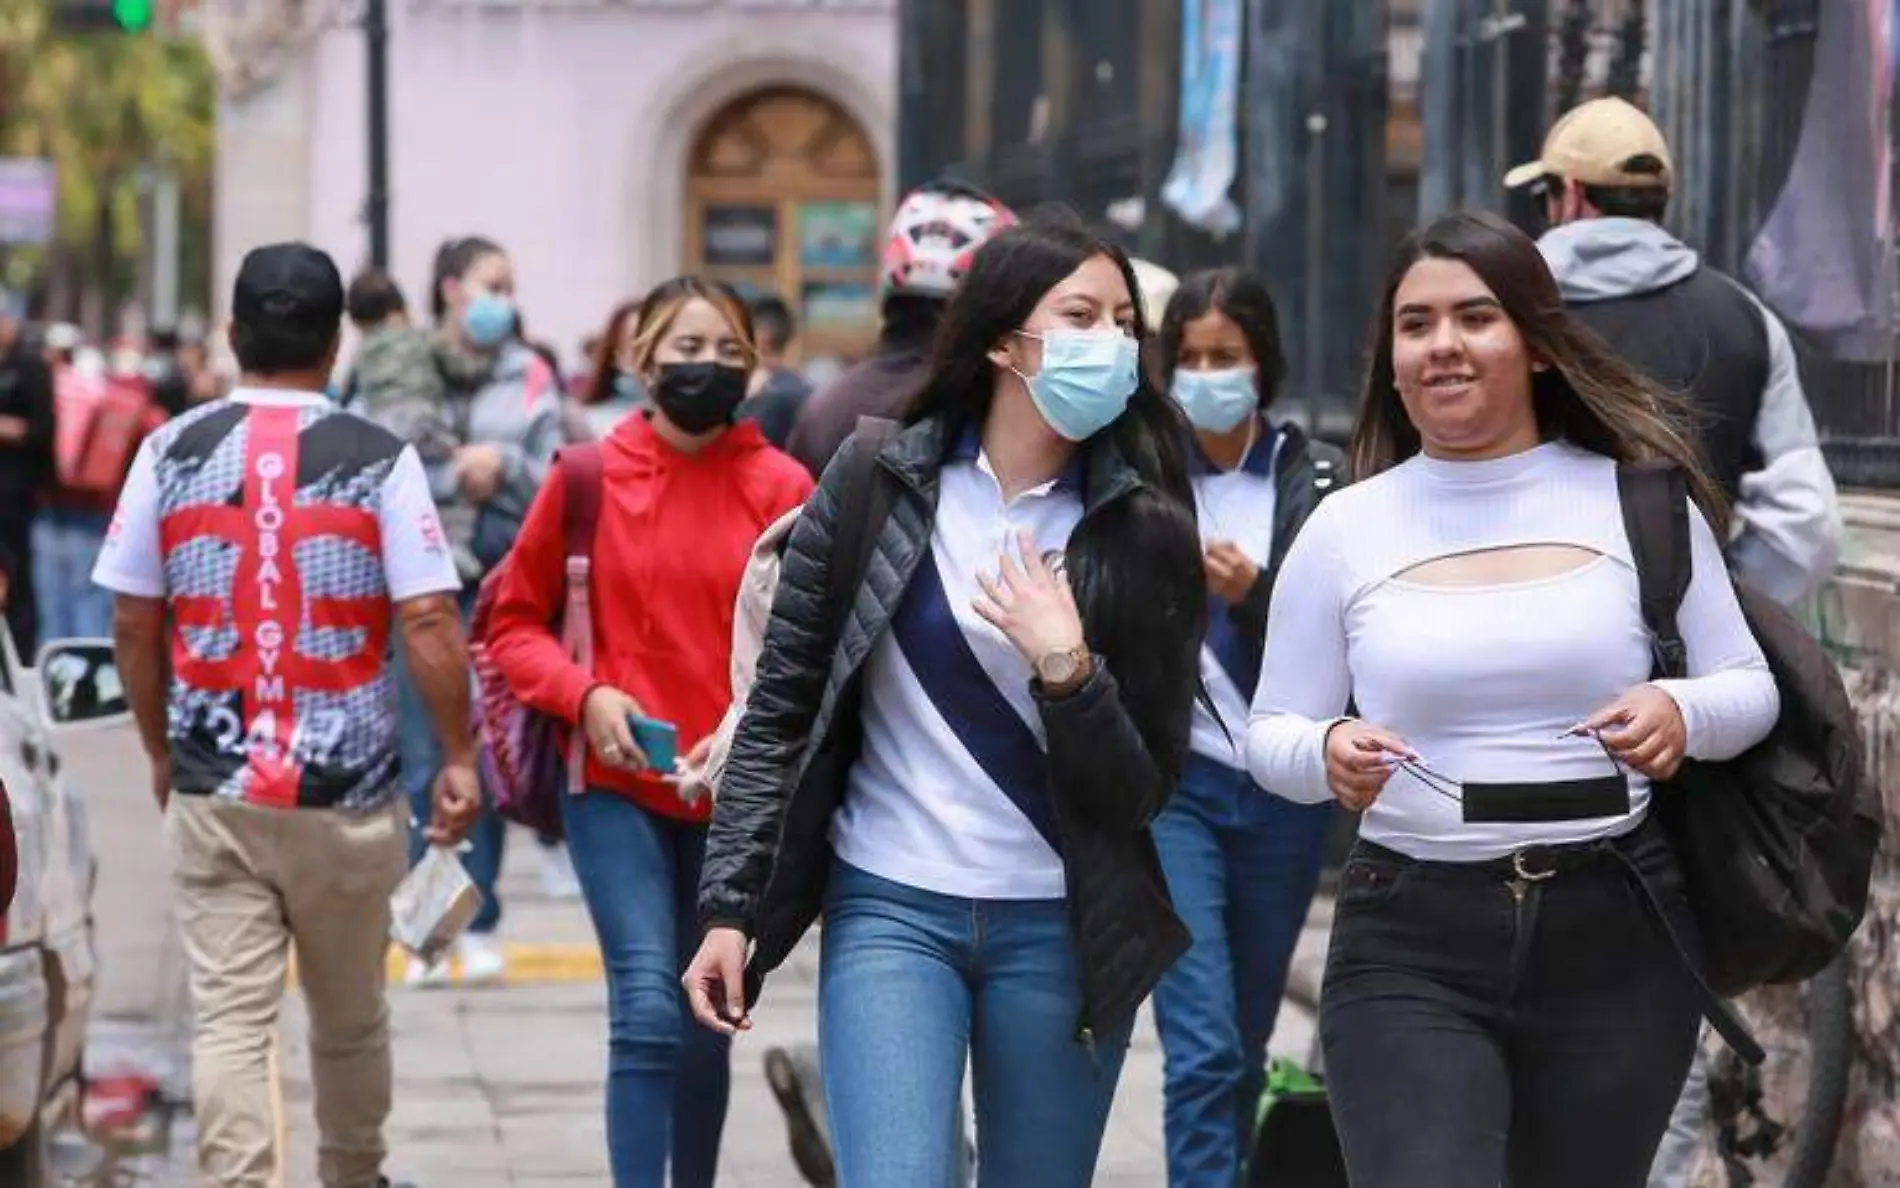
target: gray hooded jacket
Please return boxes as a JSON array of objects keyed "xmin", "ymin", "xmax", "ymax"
[{"xmin": 1539, "ymin": 218, "xmax": 1843, "ymax": 605}]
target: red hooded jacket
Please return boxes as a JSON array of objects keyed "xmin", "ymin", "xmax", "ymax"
[{"xmin": 485, "ymin": 413, "xmax": 812, "ymax": 821}]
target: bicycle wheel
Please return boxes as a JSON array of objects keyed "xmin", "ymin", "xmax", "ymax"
[{"xmin": 1781, "ymin": 956, "xmax": 1853, "ymax": 1188}]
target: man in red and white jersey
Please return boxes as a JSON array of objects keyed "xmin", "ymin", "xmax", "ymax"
[{"xmin": 94, "ymin": 242, "xmax": 479, "ymax": 1188}]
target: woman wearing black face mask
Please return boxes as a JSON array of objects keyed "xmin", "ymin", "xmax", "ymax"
[{"xmin": 486, "ymin": 276, "xmax": 814, "ymax": 1187}]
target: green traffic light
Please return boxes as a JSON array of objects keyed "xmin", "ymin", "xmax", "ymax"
[{"xmin": 111, "ymin": 0, "xmax": 153, "ymax": 30}]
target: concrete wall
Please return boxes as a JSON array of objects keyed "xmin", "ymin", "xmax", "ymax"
[
  {"xmin": 213, "ymin": 0, "xmax": 897, "ymax": 365},
  {"xmin": 1681, "ymin": 492, "xmax": 1900, "ymax": 1187}
]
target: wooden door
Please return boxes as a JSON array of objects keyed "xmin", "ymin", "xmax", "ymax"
[{"xmin": 684, "ymin": 87, "xmax": 884, "ymax": 363}]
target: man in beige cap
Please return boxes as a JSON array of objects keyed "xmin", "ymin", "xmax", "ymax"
[
  {"xmin": 1509, "ymin": 97, "xmax": 1841, "ymax": 1188},
  {"xmin": 1506, "ymin": 96, "xmax": 1841, "ymax": 610}
]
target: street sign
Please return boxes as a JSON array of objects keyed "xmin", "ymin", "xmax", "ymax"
[{"xmin": 0, "ymin": 159, "xmax": 57, "ymax": 246}]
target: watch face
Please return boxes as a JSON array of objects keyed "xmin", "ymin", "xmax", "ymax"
[{"xmin": 1038, "ymin": 650, "xmax": 1079, "ymax": 684}]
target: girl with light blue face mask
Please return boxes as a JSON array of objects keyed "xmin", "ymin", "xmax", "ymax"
[
  {"xmin": 1008, "ymin": 322, "xmax": 1144, "ymax": 441},
  {"xmin": 687, "ymin": 222, "xmax": 1212, "ymax": 1188},
  {"xmin": 1145, "ymin": 265, "xmax": 1349, "ymax": 1188}
]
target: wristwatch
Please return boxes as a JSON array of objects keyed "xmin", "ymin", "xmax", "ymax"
[{"xmin": 1035, "ymin": 644, "xmax": 1094, "ymax": 695}]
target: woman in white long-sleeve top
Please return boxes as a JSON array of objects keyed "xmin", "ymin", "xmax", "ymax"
[{"xmin": 1245, "ymin": 210, "xmax": 1779, "ymax": 1188}]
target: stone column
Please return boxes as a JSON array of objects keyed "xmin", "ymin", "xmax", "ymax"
[{"xmin": 1682, "ymin": 492, "xmax": 1900, "ymax": 1186}]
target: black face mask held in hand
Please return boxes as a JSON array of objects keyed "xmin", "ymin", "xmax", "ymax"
[{"xmin": 653, "ymin": 362, "xmax": 749, "ymax": 434}]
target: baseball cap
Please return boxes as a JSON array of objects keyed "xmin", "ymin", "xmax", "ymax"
[
  {"xmin": 1503, "ymin": 97, "xmax": 1673, "ymax": 191},
  {"xmin": 1129, "ymin": 258, "xmax": 1179, "ymax": 331},
  {"xmin": 232, "ymin": 242, "xmax": 345, "ymax": 330}
]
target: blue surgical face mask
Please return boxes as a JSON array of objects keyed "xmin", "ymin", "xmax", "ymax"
[
  {"xmin": 611, "ymin": 370, "xmax": 646, "ymax": 403},
  {"xmin": 462, "ymin": 291, "xmax": 516, "ymax": 348},
  {"xmin": 1013, "ymin": 328, "xmax": 1141, "ymax": 442},
  {"xmin": 1172, "ymin": 366, "xmax": 1259, "ymax": 433}
]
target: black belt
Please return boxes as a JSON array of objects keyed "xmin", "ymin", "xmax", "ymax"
[{"xmin": 1358, "ymin": 825, "xmax": 1765, "ymax": 1064}]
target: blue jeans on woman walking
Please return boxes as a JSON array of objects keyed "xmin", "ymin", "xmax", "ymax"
[
  {"xmin": 1151, "ymin": 753, "xmax": 1334, "ymax": 1188},
  {"xmin": 819, "ymin": 860, "xmax": 1133, "ymax": 1188},
  {"xmin": 563, "ymin": 788, "xmax": 731, "ymax": 1188},
  {"xmin": 33, "ymin": 507, "xmax": 114, "ymax": 642}
]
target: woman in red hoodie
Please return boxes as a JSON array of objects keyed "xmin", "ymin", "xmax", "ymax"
[{"xmin": 486, "ymin": 277, "xmax": 812, "ymax": 1188}]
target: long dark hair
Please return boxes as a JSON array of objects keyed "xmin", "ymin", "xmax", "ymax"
[
  {"xmin": 908, "ymin": 210, "xmax": 1208, "ymax": 775},
  {"xmin": 1354, "ymin": 210, "xmax": 1727, "ymax": 534},
  {"xmin": 1155, "ymin": 267, "xmax": 1289, "ymax": 410},
  {"xmin": 430, "ymin": 235, "xmax": 504, "ymax": 324},
  {"xmin": 582, "ymin": 298, "xmax": 643, "ymax": 406}
]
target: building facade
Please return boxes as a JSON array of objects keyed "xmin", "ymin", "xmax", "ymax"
[{"xmin": 212, "ymin": 0, "xmax": 898, "ymax": 365}]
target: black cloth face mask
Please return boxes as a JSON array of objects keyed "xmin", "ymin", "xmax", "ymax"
[{"xmin": 653, "ymin": 362, "xmax": 749, "ymax": 434}]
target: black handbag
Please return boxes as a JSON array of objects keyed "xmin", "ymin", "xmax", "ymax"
[{"xmin": 1247, "ymin": 1059, "xmax": 1348, "ymax": 1188}]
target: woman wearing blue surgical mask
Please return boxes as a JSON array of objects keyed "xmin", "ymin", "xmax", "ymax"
[
  {"xmin": 1148, "ymin": 268, "xmax": 1345, "ymax": 1187},
  {"xmin": 574, "ymin": 298, "xmax": 650, "ymax": 440},
  {"xmin": 686, "ymin": 212, "xmax": 1209, "ymax": 1187},
  {"xmin": 390, "ymin": 234, "xmax": 564, "ymax": 990}
]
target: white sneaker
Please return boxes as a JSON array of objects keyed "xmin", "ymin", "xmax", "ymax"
[
  {"xmin": 404, "ymin": 952, "xmax": 453, "ymax": 989},
  {"xmin": 457, "ymin": 933, "xmax": 507, "ymax": 987},
  {"xmin": 539, "ymin": 845, "xmax": 582, "ymax": 900}
]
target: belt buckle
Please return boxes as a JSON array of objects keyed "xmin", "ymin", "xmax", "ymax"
[{"xmin": 1512, "ymin": 848, "xmax": 1557, "ymax": 883}]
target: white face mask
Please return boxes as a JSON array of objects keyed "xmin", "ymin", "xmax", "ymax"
[{"xmin": 1171, "ymin": 367, "xmax": 1258, "ymax": 433}]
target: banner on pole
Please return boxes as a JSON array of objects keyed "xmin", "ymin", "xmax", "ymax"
[
  {"xmin": 1743, "ymin": 0, "xmax": 1899, "ymax": 362},
  {"xmin": 1161, "ymin": 0, "xmax": 1244, "ymax": 236}
]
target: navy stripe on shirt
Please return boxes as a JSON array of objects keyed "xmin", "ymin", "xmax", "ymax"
[
  {"xmin": 889, "ymin": 546, "xmax": 1065, "ymax": 854},
  {"xmin": 1192, "ymin": 422, "xmax": 1279, "ymax": 698}
]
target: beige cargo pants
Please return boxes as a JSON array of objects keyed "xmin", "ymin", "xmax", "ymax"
[{"xmin": 164, "ymin": 794, "xmax": 408, "ymax": 1188}]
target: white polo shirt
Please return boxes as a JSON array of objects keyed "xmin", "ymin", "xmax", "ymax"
[
  {"xmin": 1190, "ymin": 425, "xmax": 1282, "ymax": 768},
  {"xmin": 830, "ymin": 435, "xmax": 1084, "ymax": 901}
]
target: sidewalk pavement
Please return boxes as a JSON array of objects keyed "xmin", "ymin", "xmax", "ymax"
[{"xmin": 274, "ymin": 831, "xmax": 1332, "ymax": 1187}]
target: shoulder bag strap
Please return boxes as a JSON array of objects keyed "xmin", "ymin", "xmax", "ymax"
[
  {"xmin": 1615, "ymin": 460, "xmax": 1693, "ymax": 679},
  {"xmin": 821, "ymin": 417, "xmax": 902, "ymax": 636},
  {"xmin": 556, "ymin": 443, "xmax": 605, "ymax": 664},
  {"xmin": 554, "ymin": 443, "xmax": 606, "ymax": 791}
]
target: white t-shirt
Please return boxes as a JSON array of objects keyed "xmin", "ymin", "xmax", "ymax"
[
  {"xmin": 96, "ymin": 390, "xmax": 457, "ymax": 602},
  {"xmin": 92, "ymin": 387, "xmax": 460, "ymax": 810},
  {"xmin": 1246, "ymin": 441, "xmax": 1779, "ymax": 862}
]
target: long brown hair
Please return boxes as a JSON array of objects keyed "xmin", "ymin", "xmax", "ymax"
[
  {"xmin": 1352, "ymin": 210, "xmax": 1728, "ymax": 536},
  {"xmin": 582, "ymin": 299, "xmax": 642, "ymax": 406}
]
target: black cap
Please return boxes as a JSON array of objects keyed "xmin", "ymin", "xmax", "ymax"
[
  {"xmin": 232, "ymin": 242, "xmax": 344, "ymax": 330},
  {"xmin": 230, "ymin": 243, "xmax": 345, "ymax": 374}
]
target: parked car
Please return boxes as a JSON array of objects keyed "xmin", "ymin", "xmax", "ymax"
[{"xmin": 0, "ymin": 634, "xmax": 109, "ymax": 1185}]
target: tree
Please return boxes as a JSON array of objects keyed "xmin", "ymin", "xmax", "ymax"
[{"xmin": 0, "ymin": 4, "xmax": 216, "ymax": 332}]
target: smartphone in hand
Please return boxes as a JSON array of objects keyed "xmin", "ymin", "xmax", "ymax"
[{"xmin": 626, "ymin": 714, "xmax": 679, "ymax": 773}]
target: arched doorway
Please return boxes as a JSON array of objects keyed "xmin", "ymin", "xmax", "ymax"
[{"xmin": 684, "ymin": 87, "xmax": 883, "ymax": 363}]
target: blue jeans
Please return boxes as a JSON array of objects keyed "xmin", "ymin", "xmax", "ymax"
[
  {"xmin": 819, "ymin": 860, "xmax": 1133, "ymax": 1188},
  {"xmin": 563, "ymin": 789, "xmax": 730, "ymax": 1188},
  {"xmin": 1151, "ymin": 753, "xmax": 1334, "ymax": 1188},
  {"xmin": 34, "ymin": 508, "xmax": 114, "ymax": 643},
  {"xmin": 394, "ymin": 598, "xmax": 504, "ymax": 934}
]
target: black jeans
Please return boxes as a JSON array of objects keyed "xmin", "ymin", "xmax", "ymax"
[{"xmin": 1319, "ymin": 816, "xmax": 1703, "ymax": 1188}]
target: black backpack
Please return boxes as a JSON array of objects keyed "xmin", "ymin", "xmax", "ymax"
[{"xmin": 1618, "ymin": 462, "xmax": 1879, "ymax": 998}]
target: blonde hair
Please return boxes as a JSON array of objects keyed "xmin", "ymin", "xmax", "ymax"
[{"xmin": 627, "ymin": 277, "xmax": 759, "ymax": 374}]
